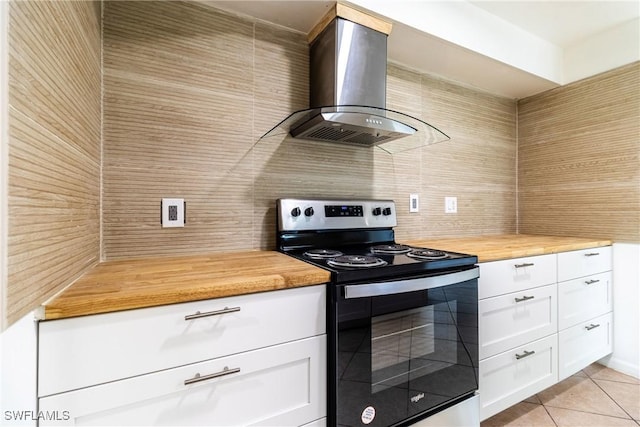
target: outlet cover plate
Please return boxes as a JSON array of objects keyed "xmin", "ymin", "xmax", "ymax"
[
  {"xmin": 410, "ymin": 194, "xmax": 419, "ymax": 213},
  {"xmin": 445, "ymin": 196, "xmax": 457, "ymax": 214},
  {"xmin": 161, "ymin": 198, "xmax": 185, "ymax": 228}
]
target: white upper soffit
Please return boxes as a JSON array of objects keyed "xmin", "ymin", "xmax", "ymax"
[
  {"xmin": 470, "ymin": 1, "xmax": 639, "ymax": 48},
  {"xmin": 205, "ymin": 0, "xmax": 640, "ymax": 98}
]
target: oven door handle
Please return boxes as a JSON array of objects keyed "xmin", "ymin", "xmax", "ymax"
[{"xmin": 343, "ymin": 266, "xmax": 480, "ymax": 299}]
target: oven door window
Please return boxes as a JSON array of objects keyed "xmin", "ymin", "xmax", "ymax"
[{"xmin": 336, "ymin": 280, "xmax": 478, "ymax": 427}]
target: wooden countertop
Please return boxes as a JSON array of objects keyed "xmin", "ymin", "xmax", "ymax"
[
  {"xmin": 42, "ymin": 251, "xmax": 331, "ymax": 320},
  {"xmin": 405, "ymin": 234, "xmax": 612, "ymax": 263},
  {"xmin": 42, "ymin": 235, "xmax": 612, "ymax": 321}
]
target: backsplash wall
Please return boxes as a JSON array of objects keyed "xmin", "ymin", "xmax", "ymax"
[
  {"xmin": 518, "ymin": 62, "xmax": 640, "ymax": 242},
  {"xmin": 103, "ymin": 1, "xmax": 517, "ymax": 260},
  {"xmin": 6, "ymin": 1, "xmax": 101, "ymax": 326}
]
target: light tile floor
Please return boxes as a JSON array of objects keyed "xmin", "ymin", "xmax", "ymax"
[{"xmin": 481, "ymin": 363, "xmax": 640, "ymax": 427}]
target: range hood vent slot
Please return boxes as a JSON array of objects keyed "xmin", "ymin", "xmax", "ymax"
[
  {"xmin": 347, "ymin": 134, "xmax": 392, "ymax": 145},
  {"xmin": 307, "ymin": 127, "xmax": 358, "ymax": 141},
  {"xmin": 258, "ymin": 4, "xmax": 450, "ymax": 154}
]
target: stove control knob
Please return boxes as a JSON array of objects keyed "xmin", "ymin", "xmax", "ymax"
[
  {"xmin": 291, "ymin": 207, "xmax": 301, "ymax": 217},
  {"xmin": 382, "ymin": 207, "xmax": 392, "ymax": 216},
  {"xmin": 372, "ymin": 207, "xmax": 382, "ymax": 216},
  {"xmin": 304, "ymin": 207, "xmax": 314, "ymax": 217}
]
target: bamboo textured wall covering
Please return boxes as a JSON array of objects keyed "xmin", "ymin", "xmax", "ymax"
[
  {"xmin": 6, "ymin": 1, "xmax": 102, "ymax": 326},
  {"xmin": 102, "ymin": 1, "xmax": 517, "ymax": 260},
  {"xmin": 7, "ymin": 0, "xmax": 634, "ymax": 328},
  {"xmin": 518, "ymin": 63, "xmax": 640, "ymax": 242}
]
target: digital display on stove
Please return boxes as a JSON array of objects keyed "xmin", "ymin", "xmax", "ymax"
[{"xmin": 325, "ymin": 205, "xmax": 363, "ymax": 217}]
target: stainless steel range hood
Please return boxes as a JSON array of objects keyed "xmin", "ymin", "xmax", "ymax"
[{"xmin": 259, "ymin": 4, "xmax": 449, "ymax": 154}]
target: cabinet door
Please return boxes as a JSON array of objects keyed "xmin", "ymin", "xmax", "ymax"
[
  {"xmin": 559, "ymin": 312, "xmax": 613, "ymax": 381},
  {"xmin": 39, "ymin": 285, "xmax": 326, "ymax": 397},
  {"xmin": 39, "ymin": 336, "xmax": 326, "ymax": 427},
  {"xmin": 558, "ymin": 271, "xmax": 612, "ymax": 330},
  {"xmin": 479, "ymin": 283, "xmax": 557, "ymax": 359},
  {"xmin": 479, "ymin": 334, "xmax": 558, "ymax": 421},
  {"xmin": 479, "ymin": 254, "xmax": 556, "ymax": 299},
  {"xmin": 557, "ymin": 246, "xmax": 612, "ymax": 282}
]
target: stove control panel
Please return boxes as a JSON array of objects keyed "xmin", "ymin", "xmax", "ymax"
[
  {"xmin": 325, "ymin": 205, "xmax": 363, "ymax": 217},
  {"xmin": 278, "ymin": 199, "xmax": 397, "ymax": 231}
]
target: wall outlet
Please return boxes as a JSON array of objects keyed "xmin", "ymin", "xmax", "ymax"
[
  {"xmin": 161, "ymin": 198, "xmax": 185, "ymax": 228},
  {"xmin": 410, "ymin": 194, "xmax": 419, "ymax": 213},
  {"xmin": 445, "ymin": 196, "xmax": 457, "ymax": 214}
]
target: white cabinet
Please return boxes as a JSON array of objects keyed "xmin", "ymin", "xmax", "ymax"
[
  {"xmin": 558, "ymin": 271, "xmax": 612, "ymax": 330},
  {"xmin": 478, "ymin": 254, "xmax": 556, "ymax": 299},
  {"xmin": 479, "ymin": 283, "xmax": 557, "ymax": 359},
  {"xmin": 39, "ymin": 336, "xmax": 326, "ymax": 426},
  {"xmin": 38, "ymin": 285, "xmax": 327, "ymax": 427},
  {"xmin": 479, "ymin": 334, "xmax": 558, "ymax": 419},
  {"xmin": 478, "ymin": 254, "xmax": 558, "ymax": 420},
  {"xmin": 478, "ymin": 245, "xmax": 613, "ymax": 420},
  {"xmin": 559, "ymin": 312, "xmax": 613, "ymax": 381},
  {"xmin": 39, "ymin": 285, "xmax": 326, "ymax": 397},
  {"xmin": 558, "ymin": 246, "xmax": 612, "ymax": 282},
  {"xmin": 557, "ymin": 247, "xmax": 613, "ymax": 380}
]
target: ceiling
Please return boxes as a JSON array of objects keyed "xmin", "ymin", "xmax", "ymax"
[
  {"xmin": 204, "ymin": 0, "xmax": 334, "ymax": 33},
  {"xmin": 205, "ymin": 1, "xmax": 639, "ymax": 98},
  {"xmin": 470, "ymin": 1, "xmax": 639, "ymax": 48}
]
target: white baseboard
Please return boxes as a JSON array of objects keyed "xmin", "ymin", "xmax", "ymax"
[{"xmin": 599, "ymin": 354, "xmax": 640, "ymax": 379}]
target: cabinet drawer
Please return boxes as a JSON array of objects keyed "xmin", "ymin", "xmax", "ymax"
[
  {"xmin": 479, "ymin": 334, "xmax": 558, "ymax": 421},
  {"xmin": 558, "ymin": 271, "xmax": 612, "ymax": 330},
  {"xmin": 39, "ymin": 285, "xmax": 326, "ymax": 397},
  {"xmin": 558, "ymin": 312, "xmax": 612, "ymax": 381},
  {"xmin": 557, "ymin": 246, "xmax": 612, "ymax": 282},
  {"xmin": 479, "ymin": 254, "xmax": 556, "ymax": 299},
  {"xmin": 479, "ymin": 283, "xmax": 557, "ymax": 359},
  {"xmin": 39, "ymin": 335, "xmax": 326, "ymax": 426}
]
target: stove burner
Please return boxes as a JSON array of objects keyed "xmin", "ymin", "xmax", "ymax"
[
  {"xmin": 304, "ymin": 249, "xmax": 344, "ymax": 259},
  {"xmin": 407, "ymin": 249, "xmax": 449, "ymax": 260},
  {"xmin": 370, "ymin": 244, "xmax": 412, "ymax": 255},
  {"xmin": 327, "ymin": 255, "xmax": 387, "ymax": 269}
]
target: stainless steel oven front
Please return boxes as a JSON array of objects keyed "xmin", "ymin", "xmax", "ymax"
[{"xmin": 328, "ymin": 267, "xmax": 479, "ymax": 427}]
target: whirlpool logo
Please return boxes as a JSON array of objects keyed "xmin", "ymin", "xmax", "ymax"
[{"xmin": 410, "ymin": 392, "xmax": 425, "ymax": 403}]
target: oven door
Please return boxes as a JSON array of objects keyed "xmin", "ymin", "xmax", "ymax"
[{"xmin": 329, "ymin": 267, "xmax": 479, "ymax": 427}]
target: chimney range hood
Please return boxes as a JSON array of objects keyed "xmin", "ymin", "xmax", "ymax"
[{"xmin": 259, "ymin": 4, "xmax": 450, "ymax": 154}]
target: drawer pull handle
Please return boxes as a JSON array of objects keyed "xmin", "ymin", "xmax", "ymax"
[
  {"xmin": 585, "ymin": 323, "xmax": 600, "ymax": 331},
  {"xmin": 184, "ymin": 366, "xmax": 241, "ymax": 385},
  {"xmin": 515, "ymin": 295, "xmax": 535, "ymax": 303},
  {"xmin": 514, "ymin": 263, "xmax": 535, "ymax": 268},
  {"xmin": 184, "ymin": 306, "xmax": 241, "ymax": 321},
  {"xmin": 585, "ymin": 279, "xmax": 600, "ymax": 285},
  {"xmin": 515, "ymin": 350, "xmax": 535, "ymax": 360},
  {"xmin": 584, "ymin": 252, "xmax": 600, "ymax": 257}
]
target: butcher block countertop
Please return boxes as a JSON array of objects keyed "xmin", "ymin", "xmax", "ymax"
[
  {"xmin": 41, "ymin": 251, "xmax": 331, "ymax": 320},
  {"xmin": 41, "ymin": 235, "xmax": 612, "ymax": 321},
  {"xmin": 406, "ymin": 234, "xmax": 612, "ymax": 263}
]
